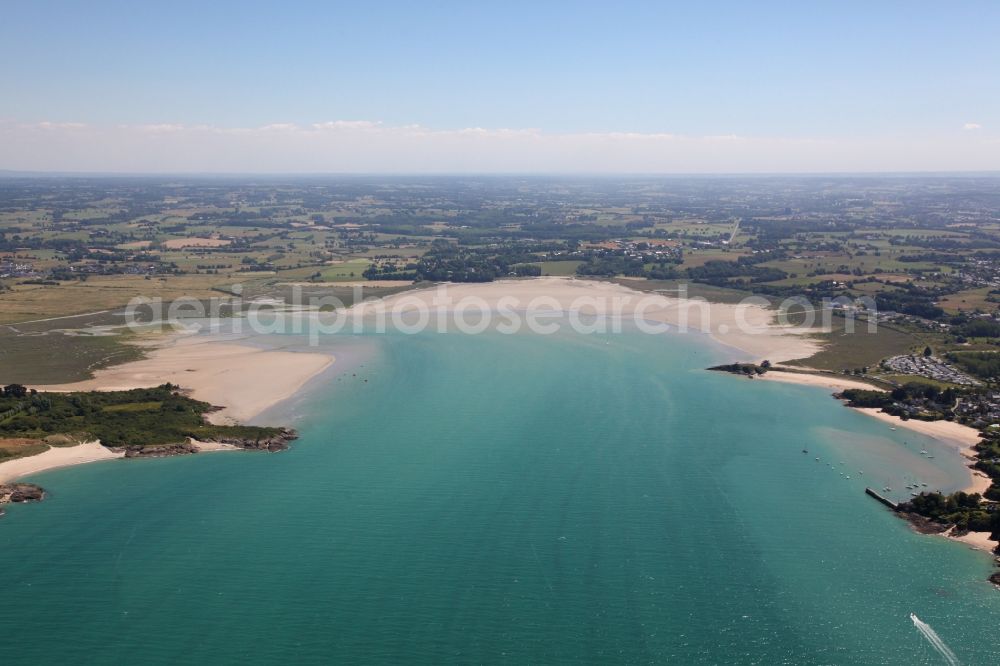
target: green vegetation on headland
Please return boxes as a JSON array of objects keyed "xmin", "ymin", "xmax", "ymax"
[
  {"xmin": 903, "ymin": 491, "xmax": 995, "ymax": 532},
  {"xmin": 839, "ymin": 384, "xmax": 960, "ymax": 422},
  {"xmin": 0, "ymin": 383, "xmax": 292, "ymax": 455},
  {"xmin": 894, "ymin": 487, "xmax": 1000, "ymax": 584},
  {"xmin": 0, "ymin": 383, "xmax": 296, "ymax": 515},
  {"xmin": 708, "ymin": 361, "xmax": 771, "ymax": 377},
  {"xmin": 895, "ymin": 482, "xmax": 1000, "ymax": 583}
]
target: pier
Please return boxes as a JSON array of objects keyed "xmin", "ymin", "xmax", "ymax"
[{"xmin": 865, "ymin": 487, "xmax": 899, "ymax": 511}]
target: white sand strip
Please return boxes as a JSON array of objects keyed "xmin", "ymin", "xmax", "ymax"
[
  {"xmin": 757, "ymin": 371, "xmax": 881, "ymax": 392},
  {"xmin": 943, "ymin": 527, "xmax": 999, "ymax": 555},
  {"xmin": 0, "ymin": 441, "xmax": 123, "ymax": 484}
]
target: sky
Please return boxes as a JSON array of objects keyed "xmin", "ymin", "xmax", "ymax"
[{"xmin": 1, "ymin": 0, "xmax": 997, "ymax": 173}]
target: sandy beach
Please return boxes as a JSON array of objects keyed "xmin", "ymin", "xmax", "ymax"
[
  {"xmin": 0, "ymin": 441, "xmax": 123, "ymax": 484},
  {"xmin": 852, "ymin": 407, "xmax": 982, "ymax": 451},
  {"xmin": 34, "ymin": 334, "xmax": 335, "ymax": 425},
  {"xmin": 757, "ymin": 371, "xmax": 881, "ymax": 392},
  {"xmin": 944, "ymin": 527, "xmax": 1000, "ymax": 555}
]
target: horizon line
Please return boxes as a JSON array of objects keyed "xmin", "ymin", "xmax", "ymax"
[{"xmin": 3, "ymin": 169, "xmax": 1000, "ymax": 179}]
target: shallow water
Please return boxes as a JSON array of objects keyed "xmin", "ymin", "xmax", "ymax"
[{"xmin": 1, "ymin": 328, "xmax": 998, "ymax": 664}]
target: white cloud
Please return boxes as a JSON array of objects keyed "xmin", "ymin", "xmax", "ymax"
[
  {"xmin": 964, "ymin": 122, "xmax": 982, "ymax": 130},
  {"xmin": 24, "ymin": 121, "xmax": 88, "ymax": 130},
  {"xmin": 311, "ymin": 120, "xmax": 382, "ymax": 131},
  {"xmin": 133, "ymin": 123, "xmax": 186, "ymax": 133},
  {"xmin": 0, "ymin": 119, "xmax": 997, "ymax": 173},
  {"xmin": 256, "ymin": 123, "xmax": 300, "ymax": 132}
]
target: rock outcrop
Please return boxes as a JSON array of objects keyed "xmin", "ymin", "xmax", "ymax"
[
  {"xmin": 0, "ymin": 482, "xmax": 45, "ymax": 516},
  {"xmin": 209, "ymin": 428, "xmax": 298, "ymax": 452},
  {"xmin": 115, "ymin": 428, "xmax": 298, "ymax": 457},
  {"xmin": 118, "ymin": 441, "xmax": 198, "ymax": 458},
  {"xmin": 0, "ymin": 429, "xmax": 297, "ymax": 519}
]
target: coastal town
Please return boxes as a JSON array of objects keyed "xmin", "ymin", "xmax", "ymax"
[{"xmin": 881, "ymin": 353, "xmax": 981, "ymax": 387}]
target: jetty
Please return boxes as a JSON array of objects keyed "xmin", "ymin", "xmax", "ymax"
[{"xmin": 865, "ymin": 487, "xmax": 899, "ymax": 511}]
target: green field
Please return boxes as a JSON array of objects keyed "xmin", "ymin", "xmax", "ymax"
[
  {"xmin": 786, "ymin": 317, "xmax": 919, "ymax": 372},
  {"xmin": 0, "ymin": 329, "xmax": 144, "ymax": 385},
  {"xmin": 532, "ymin": 260, "xmax": 582, "ymax": 276}
]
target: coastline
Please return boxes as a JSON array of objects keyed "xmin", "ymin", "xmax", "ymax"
[
  {"xmin": 944, "ymin": 527, "xmax": 1000, "ymax": 555},
  {"xmin": 745, "ymin": 366, "xmax": 999, "ymax": 555},
  {"xmin": 760, "ymin": 370, "xmax": 987, "ymax": 491},
  {"xmin": 852, "ymin": 407, "xmax": 983, "ymax": 472},
  {"xmin": 0, "ymin": 441, "xmax": 124, "ymax": 485},
  {"xmin": 851, "ymin": 413, "xmax": 999, "ymax": 556},
  {"xmin": 0, "ymin": 335, "xmax": 334, "ymax": 485},
  {"xmin": 3, "ymin": 277, "xmax": 997, "ymax": 561},
  {"xmin": 756, "ymin": 370, "xmax": 881, "ymax": 392},
  {"xmin": 3, "ymin": 277, "xmax": 810, "ymax": 486}
]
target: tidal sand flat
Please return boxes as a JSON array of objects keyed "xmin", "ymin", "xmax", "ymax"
[
  {"xmin": 34, "ymin": 334, "xmax": 335, "ymax": 425},
  {"xmin": 1, "ymin": 321, "xmax": 998, "ymax": 663},
  {"xmin": 345, "ymin": 276, "xmax": 822, "ymax": 363}
]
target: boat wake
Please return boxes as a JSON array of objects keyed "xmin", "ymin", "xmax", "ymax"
[{"xmin": 911, "ymin": 613, "xmax": 960, "ymax": 666}]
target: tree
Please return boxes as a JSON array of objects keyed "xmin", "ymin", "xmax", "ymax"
[
  {"xmin": 2, "ymin": 384, "xmax": 28, "ymax": 398},
  {"xmin": 923, "ymin": 346, "xmax": 933, "ymax": 357}
]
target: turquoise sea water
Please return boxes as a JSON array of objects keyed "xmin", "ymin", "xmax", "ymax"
[{"xmin": 2, "ymin": 327, "xmax": 999, "ymax": 664}]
